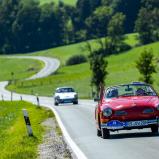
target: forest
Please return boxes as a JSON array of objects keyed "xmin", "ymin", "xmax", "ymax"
[{"xmin": 0, "ymin": 0, "xmax": 159, "ymax": 54}]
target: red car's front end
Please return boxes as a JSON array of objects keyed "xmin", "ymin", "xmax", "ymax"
[{"xmin": 96, "ymin": 82, "xmax": 159, "ymax": 139}]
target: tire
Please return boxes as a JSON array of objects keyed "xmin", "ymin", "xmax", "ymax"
[
  {"xmin": 151, "ymin": 125, "xmax": 158, "ymax": 133},
  {"xmin": 97, "ymin": 129, "xmax": 102, "ymax": 136},
  {"xmin": 54, "ymin": 102, "xmax": 59, "ymax": 106},
  {"xmin": 101, "ymin": 128, "xmax": 110, "ymax": 139},
  {"xmin": 54, "ymin": 99, "xmax": 59, "ymax": 106},
  {"xmin": 73, "ymin": 100, "xmax": 78, "ymax": 105}
]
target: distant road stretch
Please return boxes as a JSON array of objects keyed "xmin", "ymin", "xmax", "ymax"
[{"xmin": 3, "ymin": 56, "xmax": 60, "ymax": 80}]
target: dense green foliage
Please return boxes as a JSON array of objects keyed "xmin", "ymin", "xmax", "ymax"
[
  {"xmin": 1, "ymin": 0, "xmax": 158, "ymax": 54},
  {"xmin": 136, "ymin": 49, "xmax": 156, "ymax": 84},
  {"xmin": 0, "ymin": 101, "xmax": 54, "ymax": 159},
  {"xmin": 66, "ymin": 54, "xmax": 87, "ymax": 66},
  {"xmin": 89, "ymin": 46, "xmax": 108, "ymax": 92},
  {"xmin": 135, "ymin": 0, "xmax": 159, "ymax": 44},
  {"xmin": 37, "ymin": 0, "xmax": 77, "ymax": 6},
  {"xmin": 8, "ymin": 34, "xmax": 159, "ymax": 99}
]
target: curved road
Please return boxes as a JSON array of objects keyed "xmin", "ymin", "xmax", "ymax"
[
  {"xmin": 0, "ymin": 56, "xmax": 159, "ymax": 159},
  {"xmin": 3, "ymin": 56, "xmax": 60, "ymax": 80}
]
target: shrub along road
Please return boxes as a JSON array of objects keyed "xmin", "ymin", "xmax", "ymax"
[{"xmin": 0, "ymin": 56, "xmax": 159, "ymax": 159}]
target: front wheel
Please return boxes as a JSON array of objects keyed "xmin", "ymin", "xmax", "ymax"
[
  {"xmin": 73, "ymin": 100, "xmax": 78, "ymax": 105},
  {"xmin": 54, "ymin": 102, "xmax": 59, "ymax": 106},
  {"xmin": 54, "ymin": 99, "xmax": 59, "ymax": 106},
  {"xmin": 101, "ymin": 128, "xmax": 110, "ymax": 139},
  {"xmin": 97, "ymin": 129, "xmax": 102, "ymax": 136},
  {"xmin": 151, "ymin": 125, "xmax": 158, "ymax": 133}
]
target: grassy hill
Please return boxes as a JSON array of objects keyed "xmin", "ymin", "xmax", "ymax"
[
  {"xmin": 30, "ymin": 33, "xmax": 138, "ymax": 65},
  {"xmin": 8, "ymin": 42, "xmax": 159, "ymax": 98},
  {"xmin": 36, "ymin": 0, "xmax": 77, "ymax": 6},
  {"xmin": 0, "ymin": 57, "xmax": 43, "ymax": 81},
  {"xmin": 8, "ymin": 33, "xmax": 159, "ymax": 98}
]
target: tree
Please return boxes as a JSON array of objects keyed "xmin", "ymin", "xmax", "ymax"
[
  {"xmin": 0, "ymin": 0, "xmax": 20, "ymax": 53},
  {"xmin": 73, "ymin": 0, "xmax": 92, "ymax": 30},
  {"xmin": 107, "ymin": 12, "xmax": 126, "ymax": 53},
  {"xmin": 88, "ymin": 43, "xmax": 108, "ymax": 92},
  {"xmin": 135, "ymin": 0, "xmax": 159, "ymax": 44},
  {"xmin": 85, "ymin": 6, "xmax": 113, "ymax": 38},
  {"xmin": 136, "ymin": 49, "xmax": 156, "ymax": 84},
  {"xmin": 115, "ymin": 0, "xmax": 141, "ymax": 33},
  {"xmin": 107, "ymin": 12, "xmax": 125, "ymax": 43},
  {"xmin": 12, "ymin": 0, "xmax": 41, "ymax": 52},
  {"xmin": 141, "ymin": 0, "xmax": 159, "ymax": 9}
]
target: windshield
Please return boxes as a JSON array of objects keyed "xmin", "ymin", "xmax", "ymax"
[
  {"xmin": 105, "ymin": 84, "xmax": 157, "ymax": 99},
  {"xmin": 56, "ymin": 88, "xmax": 75, "ymax": 93}
]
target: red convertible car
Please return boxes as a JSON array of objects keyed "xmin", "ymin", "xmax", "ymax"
[{"xmin": 95, "ymin": 82, "xmax": 159, "ymax": 139}]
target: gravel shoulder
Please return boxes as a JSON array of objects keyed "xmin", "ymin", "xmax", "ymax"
[{"xmin": 38, "ymin": 118, "xmax": 74, "ymax": 159}]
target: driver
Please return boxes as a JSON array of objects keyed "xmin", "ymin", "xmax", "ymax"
[{"xmin": 136, "ymin": 88, "xmax": 146, "ymax": 96}]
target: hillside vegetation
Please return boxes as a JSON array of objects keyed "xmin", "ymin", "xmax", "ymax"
[
  {"xmin": 1, "ymin": 0, "xmax": 157, "ymax": 54},
  {"xmin": 37, "ymin": 0, "xmax": 77, "ymax": 6},
  {"xmin": 8, "ymin": 34, "xmax": 159, "ymax": 98}
]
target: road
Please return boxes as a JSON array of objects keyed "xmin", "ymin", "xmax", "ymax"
[
  {"xmin": 3, "ymin": 56, "xmax": 60, "ymax": 80},
  {"xmin": 0, "ymin": 56, "xmax": 159, "ymax": 159}
]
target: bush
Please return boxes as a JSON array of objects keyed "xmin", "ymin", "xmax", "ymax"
[
  {"xmin": 117, "ymin": 42, "xmax": 131, "ymax": 52},
  {"xmin": 66, "ymin": 55, "xmax": 87, "ymax": 66}
]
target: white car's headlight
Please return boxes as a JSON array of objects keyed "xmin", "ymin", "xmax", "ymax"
[
  {"xmin": 74, "ymin": 94, "xmax": 78, "ymax": 98},
  {"xmin": 103, "ymin": 108, "xmax": 112, "ymax": 117},
  {"xmin": 56, "ymin": 96, "xmax": 60, "ymax": 99}
]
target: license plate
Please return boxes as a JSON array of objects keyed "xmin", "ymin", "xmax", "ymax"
[
  {"xmin": 106, "ymin": 120, "xmax": 124, "ymax": 129},
  {"xmin": 126, "ymin": 120, "xmax": 148, "ymax": 127},
  {"xmin": 64, "ymin": 100, "xmax": 72, "ymax": 103}
]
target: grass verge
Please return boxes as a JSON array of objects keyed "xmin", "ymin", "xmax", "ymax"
[{"xmin": 0, "ymin": 101, "xmax": 54, "ymax": 159}]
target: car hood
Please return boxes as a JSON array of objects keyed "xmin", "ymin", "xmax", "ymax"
[
  {"xmin": 103, "ymin": 96, "xmax": 159, "ymax": 110},
  {"xmin": 55, "ymin": 92, "xmax": 76, "ymax": 99}
]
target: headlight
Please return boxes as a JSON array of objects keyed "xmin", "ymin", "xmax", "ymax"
[
  {"xmin": 103, "ymin": 108, "xmax": 112, "ymax": 117},
  {"xmin": 56, "ymin": 96, "xmax": 60, "ymax": 99},
  {"xmin": 74, "ymin": 94, "xmax": 78, "ymax": 99}
]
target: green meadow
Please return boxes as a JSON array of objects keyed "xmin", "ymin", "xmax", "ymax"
[
  {"xmin": 0, "ymin": 101, "xmax": 54, "ymax": 159},
  {"xmin": 8, "ymin": 34, "xmax": 159, "ymax": 98},
  {"xmin": 0, "ymin": 58, "xmax": 43, "ymax": 81}
]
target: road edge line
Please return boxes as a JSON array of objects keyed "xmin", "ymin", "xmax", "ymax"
[{"xmin": 48, "ymin": 106, "xmax": 88, "ymax": 159}]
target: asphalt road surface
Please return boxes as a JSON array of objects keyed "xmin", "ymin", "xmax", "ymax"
[{"xmin": 0, "ymin": 56, "xmax": 159, "ymax": 159}]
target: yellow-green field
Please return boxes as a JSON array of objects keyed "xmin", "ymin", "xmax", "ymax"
[{"xmin": 0, "ymin": 101, "xmax": 54, "ymax": 159}]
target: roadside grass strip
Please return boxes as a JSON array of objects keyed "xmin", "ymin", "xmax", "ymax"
[{"xmin": 0, "ymin": 101, "xmax": 54, "ymax": 159}]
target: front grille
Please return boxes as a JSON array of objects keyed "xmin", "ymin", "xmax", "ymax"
[{"xmin": 114, "ymin": 110, "xmax": 127, "ymax": 116}]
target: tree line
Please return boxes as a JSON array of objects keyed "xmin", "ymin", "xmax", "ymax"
[{"xmin": 0, "ymin": 0, "xmax": 159, "ymax": 54}]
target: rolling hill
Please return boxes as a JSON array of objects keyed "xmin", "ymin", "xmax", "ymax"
[{"xmin": 7, "ymin": 33, "xmax": 159, "ymax": 98}]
